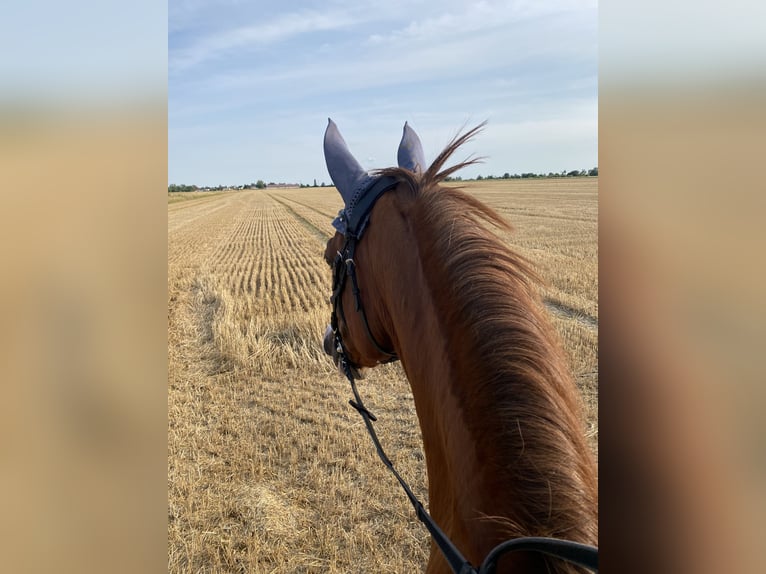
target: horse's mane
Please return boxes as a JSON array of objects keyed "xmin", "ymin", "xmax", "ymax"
[{"xmin": 377, "ymin": 125, "xmax": 598, "ymax": 558}]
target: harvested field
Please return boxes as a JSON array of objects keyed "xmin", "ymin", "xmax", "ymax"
[{"xmin": 168, "ymin": 178, "xmax": 597, "ymax": 573}]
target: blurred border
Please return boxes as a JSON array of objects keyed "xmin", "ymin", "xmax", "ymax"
[
  {"xmin": 1, "ymin": 2, "xmax": 167, "ymax": 573},
  {"xmin": 601, "ymin": 1, "xmax": 765, "ymax": 572}
]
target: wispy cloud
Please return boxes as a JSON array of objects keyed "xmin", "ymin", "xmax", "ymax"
[
  {"xmin": 169, "ymin": 0, "xmax": 597, "ymax": 185},
  {"xmin": 367, "ymin": 0, "xmax": 596, "ymax": 44},
  {"xmin": 170, "ymin": 9, "xmax": 359, "ymax": 73},
  {"xmin": 183, "ymin": 4, "xmax": 593, "ymax": 97}
]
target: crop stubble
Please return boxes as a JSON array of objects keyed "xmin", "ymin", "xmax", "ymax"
[{"xmin": 168, "ymin": 178, "xmax": 598, "ymax": 573}]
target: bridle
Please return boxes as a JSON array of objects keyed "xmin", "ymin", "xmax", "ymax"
[
  {"xmin": 329, "ymin": 233, "xmax": 399, "ymax": 368},
  {"xmin": 328, "ymin": 174, "xmax": 401, "ymax": 369},
  {"xmin": 326, "ymin": 175, "xmax": 599, "ymax": 573}
]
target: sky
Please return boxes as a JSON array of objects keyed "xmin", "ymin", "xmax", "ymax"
[
  {"xmin": 2, "ymin": 1, "xmax": 166, "ymax": 104},
  {"xmin": 169, "ymin": 0, "xmax": 597, "ymax": 186}
]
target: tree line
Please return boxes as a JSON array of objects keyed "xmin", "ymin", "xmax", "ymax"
[
  {"xmin": 446, "ymin": 167, "xmax": 598, "ymax": 182},
  {"xmin": 168, "ymin": 181, "xmax": 268, "ymax": 193},
  {"xmin": 169, "ymin": 168, "xmax": 597, "ymax": 192}
]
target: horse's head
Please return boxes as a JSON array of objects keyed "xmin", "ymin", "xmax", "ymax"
[{"xmin": 321, "ymin": 119, "xmax": 425, "ymax": 376}]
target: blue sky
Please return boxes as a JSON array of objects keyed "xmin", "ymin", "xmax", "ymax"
[{"xmin": 169, "ymin": 0, "xmax": 597, "ymax": 186}]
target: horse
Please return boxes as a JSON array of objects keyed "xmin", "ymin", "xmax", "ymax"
[{"xmin": 320, "ymin": 119, "xmax": 597, "ymax": 573}]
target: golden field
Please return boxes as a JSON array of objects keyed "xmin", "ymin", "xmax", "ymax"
[{"xmin": 167, "ymin": 177, "xmax": 598, "ymax": 573}]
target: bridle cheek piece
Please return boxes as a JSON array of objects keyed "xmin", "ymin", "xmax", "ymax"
[{"xmin": 329, "ymin": 236, "xmax": 398, "ymax": 371}]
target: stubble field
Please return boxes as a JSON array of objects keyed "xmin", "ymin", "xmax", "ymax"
[{"xmin": 167, "ymin": 177, "xmax": 598, "ymax": 573}]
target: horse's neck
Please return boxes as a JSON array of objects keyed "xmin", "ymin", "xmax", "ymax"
[
  {"xmin": 378, "ymin": 244, "xmax": 595, "ymax": 573},
  {"xmin": 381, "ymin": 259, "xmax": 519, "ymax": 569}
]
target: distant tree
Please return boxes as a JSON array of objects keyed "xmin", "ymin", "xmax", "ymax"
[
  {"xmin": 588, "ymin": 167, "xmax": 598, "ymax": 176},
  {"xmin": 255, "ymin": 180, "xmax": 266, "ymax": 189},
  {"xmin": 566, "ymin": 170, "xmax": 580, "ymax": 177},
  {"xmin": 313, "ymin": 179, "xmax": 318, "ymax": 187},
  {"xmin": 476, "ymin": 175, "xmax": 483, "ymax": 180},
  {"xmin": 168, "ymin": 184, "xmax": 198, "ymax": 192},
  {"xmin": 502, "ymin": 172, "xmax": 510, "ymax": 179}
]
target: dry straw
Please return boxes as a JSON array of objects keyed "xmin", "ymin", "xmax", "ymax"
[{"xmin": 168, "ymin": 179, "xmax": 597, "ymax": 572}]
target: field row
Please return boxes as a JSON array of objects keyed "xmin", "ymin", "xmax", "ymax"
[{"xmin": 168, "ymin": 181, "xmax": 598, "ymax": 573}]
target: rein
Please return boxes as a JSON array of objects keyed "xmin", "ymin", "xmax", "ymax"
[
  {"xmin": 337, "ymin": 356, "xmax": 599, "ymax": 574},
  {"xmin": 327, "ymin": 175, "xmax": 598, "ymax": 573}
]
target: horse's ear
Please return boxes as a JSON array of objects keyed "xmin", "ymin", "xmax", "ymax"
[
  {"xmin": 397, "ymin": 121, "xmax": 426, "ymax": 174},
  {"xmin": 324, "ymin": 118, "xmax": 370, "ymax": 206}
]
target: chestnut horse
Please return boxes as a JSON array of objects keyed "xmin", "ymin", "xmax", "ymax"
[{"xmin": 321, "ymin": 120, "xmax": 597, "ymax": 573}]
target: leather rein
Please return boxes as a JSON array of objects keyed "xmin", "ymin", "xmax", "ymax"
[{"xmin": 327, "ymin": 177, "xmax": 598, "ymax": 573}]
